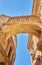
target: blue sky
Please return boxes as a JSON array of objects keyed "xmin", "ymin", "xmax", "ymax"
[{"xmin": 0, "ymin": 0, "xmax": 33, "ymax": 65}]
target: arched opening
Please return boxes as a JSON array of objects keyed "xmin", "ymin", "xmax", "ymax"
[
  {"xmin": 14, "ymin": 33, "xmax": 32, "ymax": 65},
  {"xmin": 3, "ymin": 15, "xmax": 41, "ymax": 41},
  {"xmin": 3, "ymin": 16, "xmax": 41, "ymax": 65}
]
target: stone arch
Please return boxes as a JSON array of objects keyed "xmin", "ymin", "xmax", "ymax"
[{"xmin": 3, "ymin": 15, "xmax": 41, "ymax": 41}]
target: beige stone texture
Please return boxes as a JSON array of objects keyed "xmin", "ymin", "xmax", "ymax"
[{"xmin": 0, "ymin": 0, "xmax": 42, "ymax": 65}]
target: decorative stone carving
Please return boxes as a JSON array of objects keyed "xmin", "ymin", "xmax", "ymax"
[{"xmin": 0, "ymin": 0, "xmax": 42, "ymax": 65}]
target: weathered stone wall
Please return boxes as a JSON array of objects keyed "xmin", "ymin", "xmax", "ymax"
[{"xmin": 28, "ymin": 0, "xmax": 42, "ymax": 65}]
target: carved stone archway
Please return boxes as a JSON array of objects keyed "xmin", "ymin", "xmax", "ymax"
[
  {"xmin": 2, "ymin": 15, "xmax": 41, "ymax": 40},
  {"xmin": 0, "ymin": 0, "xmax": 42, "ymax": 65}
]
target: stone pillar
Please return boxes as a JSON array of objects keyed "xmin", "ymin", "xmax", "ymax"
[
  {"xmin": 32, "ymin": 0, "xmax": 42, "ymax": 21},
  {"xmin": 28, "ymin": 0, "xmax": 42, "ymax": 65}
]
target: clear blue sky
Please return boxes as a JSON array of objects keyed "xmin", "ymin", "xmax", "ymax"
[{"xmin": 0, "ymin": 0, "xmax": 33, "ymax": 65}]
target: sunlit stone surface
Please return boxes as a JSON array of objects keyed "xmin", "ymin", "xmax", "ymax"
[
  {"xmin": 0, "ymin": 0, "xmax": 42, "ymax": 65},
  {"xmin": 28, "ymin": 0, "xmax": 42, "ymax": 65}
]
